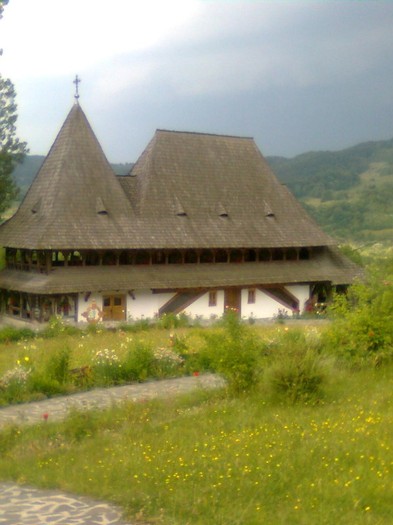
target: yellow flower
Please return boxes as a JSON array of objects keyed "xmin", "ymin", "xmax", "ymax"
[{"xmin": 24, "ymin": 356, "xmax": 30, "ymax": 362}]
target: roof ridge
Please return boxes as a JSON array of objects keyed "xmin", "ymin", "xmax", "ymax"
[{"xmin": 155, "ymin": 129, "xmax": 254, "ymax": 140}]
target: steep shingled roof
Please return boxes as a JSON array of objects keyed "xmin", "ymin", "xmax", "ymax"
[
  {"xmin": 126, "ymin": 130, "xmax": 336, "ymax": 248},
  {"xmin": 0, "ymin": 107, "xmax": 336, "ymax": 251},
  {"xmin": 0, "ymin": 103, "xmax": 135, "ymax": 249}
]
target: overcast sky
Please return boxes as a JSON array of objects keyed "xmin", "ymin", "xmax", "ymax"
[{"xmin": 2, "ymin": 0, "xmax": 393, "ymax": 163}]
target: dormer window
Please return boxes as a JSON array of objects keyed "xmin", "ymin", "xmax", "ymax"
[
  {"xmin": 174, "ymin": 196, "xmax": 187, "ymax": 216},
  {"xmin": 263, "ymin": 200, "xmax": 275, "ymax": 218},
  {"xmin": 96, "ymin": 197, "xmax": 108, "ymax": 215},
  {"xmin": 217, "ymin": 203, "xmax": 229, "ymax": 218},
  {"xmin": 31, "ymin": 198, "xmax": 42, "ymax": 214}
]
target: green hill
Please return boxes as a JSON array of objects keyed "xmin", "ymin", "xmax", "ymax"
[
  {"xmin": 267, "ymin": 139, "xmax": 393, "ymax": 243},
  {"xmin": 11, "ymin": 138, "xmax": 393, "ymax": 243}
]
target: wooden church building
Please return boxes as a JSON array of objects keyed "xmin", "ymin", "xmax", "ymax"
[{"xmin": 0, "ymin": 99, "xmax": 361, "ymax": 324}]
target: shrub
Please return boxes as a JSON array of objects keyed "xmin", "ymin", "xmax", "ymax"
[
  {"xmin": 201, "ymin": 312, "xmax": 263, "ymax": 395},
  {"xmin": 323, "ymin": 264, "xmax": 393, "ymax": 367},
  {"xmin": 151, "ymin": 347, "xmax": 184, "ymax": 378},
  {"xmin": 45, "ymin": 346, "xmax": 71, "ymax": 384},
  {"xmin": 0, "ymin": 363, "xmax": 32, "ymax": 404},
  {"xmin": 92, "ymin": 348, "xmax": 122, "ymax": 386},
  {"xmin": 41, "ymin": 316, "xmax": 80, "ymax": 338},
  {"xmin": 266, "ymin": 350, "xmax": 329, "ymax": 404},
  {"xmin": 27, "ymin": 373, "xmax": 66, "ymax": 397},
  {"xmin": 157, "ymin": 313, "xmax": 191, "ymax": 330},
  {"xmin": 122, "ymin": 343, "xmax": 155, "ymax": 382}
]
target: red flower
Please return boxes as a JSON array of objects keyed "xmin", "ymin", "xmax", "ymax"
[
  {"xmin": 193, "ymin": 371, "xmax": 200, "ymax": 377},
  {"xmin": 42, "ymin": 413, "xmax": 49, "ymax": 421}
]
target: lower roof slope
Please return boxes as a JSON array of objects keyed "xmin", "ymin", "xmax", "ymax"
[{"xmin": 0, "ymin": 248, "xmax": 362, "ymax": 294}]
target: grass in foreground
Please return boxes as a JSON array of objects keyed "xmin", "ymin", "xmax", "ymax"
[{"xmin": 0, "ymin": 364, "xmax": 392, "ymax": 525}]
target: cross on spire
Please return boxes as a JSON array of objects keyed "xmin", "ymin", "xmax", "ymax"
[{"xmin": 73, "ymin": 75, "xmax": 81, "ymax": 101}]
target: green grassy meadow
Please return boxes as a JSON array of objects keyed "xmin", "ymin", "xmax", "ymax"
[
  {"xmin": 0, "ymin": 362, "xmax": 392, "ymax": 525},
  {"xmin": 0, "ymin": 317, "xmax": 391, "ymax": 524}
]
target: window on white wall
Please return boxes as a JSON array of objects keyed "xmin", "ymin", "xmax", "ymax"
[
  {"xmin": 209, "ymin": 291, "xmax": 217, "ymax": 307},
  {"xmin": 248, "ymin": 289, "xmax": 256, "ymax": 304}
]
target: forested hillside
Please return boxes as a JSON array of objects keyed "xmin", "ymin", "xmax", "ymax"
[
  {"xmin": 268, "ymin": 138, "xmax": 393, "ymax": 242},
  {"xmin": 11, "ymin": 138, "xmax": 393, "ymax": 243}
]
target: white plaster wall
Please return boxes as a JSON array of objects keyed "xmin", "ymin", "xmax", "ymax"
[
  {"xmin": 183, "ymin": 290, "xmax": 225, "ymax": 320},
  {"xmin": 240, "ymin": 288, "xmax": 291, "ymax": 319},
  {"xmin": 76, "ymin": 284, "xmax": 311, "ymax": 323},
  {"xmin": 126, "ymin": 290, "xmax": 175, "ymax": 320},
  {"xmin": 285, "ymin": 284, "xmax": 310, "ymax": 312}
]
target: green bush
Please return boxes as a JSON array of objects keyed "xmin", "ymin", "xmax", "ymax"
[
  {"xmin": 151, "ymin": 347, "xmax": 184, "ymax": 378},
  {"xmin": 41, "ymin": 316, "xmax": 80, "ymax": 338},
  {"xmin": 91, "ymin": 348, "xmax": 123, "ymax": 386},
  {"xmin": 323, "ymin": 262, "xmax": 393, "ymax": 367},
  {"xmin": 122, "ymin": 343, "xmax": 155, "ymax": 382},
  {"xmin": 0, "ymin": 362, "xmax": 33, "ymax": 404},
  {"xmin": 201, "ymin": 312, "xmax": 263, "ymax": 395},
  {"xmin": 45, "ymin": 346, "xmax": 71, "ymax": 384},
  {"xmin": 263, "ymin": 328, "xmax": 330, "ymax": 403},
  {"xmin": 157, "ymin": 313, "xmax": 191, "ymax": 330},
  {"xmin": 27, "ymin": 373, "xmax": 67, "ymax": 397},
  {"xmin": 266, "ymin": 350, "xmax": 329, "ymax": 404}
]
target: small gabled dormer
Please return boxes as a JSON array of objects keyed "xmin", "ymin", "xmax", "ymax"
[
  {"xmin": 31, "ymin": 198, "xmax": 42, "ymax": 215},
  {"xmin": 174, "ymin": 196, "xmax": 187, "ymax": 217},
  {"xmin": 96, "ymin": 196, "xmax": 108, "ymax": 215},
  {"xmin": 264, "ymin": 200, "xmax": 275, "ymax": 219},
  {"xmin": 217, "ymin": 202, "xmax": 229, "ymax": 218}
]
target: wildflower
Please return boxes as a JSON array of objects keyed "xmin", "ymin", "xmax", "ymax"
[
  {"xmin": 42, "ymin": 413, "xmax": 49, "ymax": 421},
  {"xmin": 93, "ymin": 348, "xmax": 120, "ymax": 366},
  {"xmin": 0, "ymin": 364, "xmax": 31, "ymax": 388}
]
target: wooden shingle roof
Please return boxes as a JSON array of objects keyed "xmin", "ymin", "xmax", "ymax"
[
  {"xmin": 0, "ymin": 104, "xmax": 135, "ymax": 249},
  {"xmin": 126, "ymin": 129, "xmax": 336, "ymax": 248},
  {"xmin": 0, "ymin": 105, "xmax": 336, "ymax": 250}
]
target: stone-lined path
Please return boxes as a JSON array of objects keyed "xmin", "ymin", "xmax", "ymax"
[
  {"xmin": 0, "ymin": 484, "xmax": 131, "ymax": 525},
  {"xmin": 0, "ymin": 374, "xmax": 224, "ymax": 429},
  {"xmin": 0, "ymin": 374, "xmax": 224, "ymax": 524}
]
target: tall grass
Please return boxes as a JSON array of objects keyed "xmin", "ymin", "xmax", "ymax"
[{"xmin": 0, "ymin": 365, "xmax": 392, "ymax": 524}]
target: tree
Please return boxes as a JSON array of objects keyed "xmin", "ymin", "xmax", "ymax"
[{"xmin": 0, "ymin": 0, "xmax": 28, "ymax": 217}]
